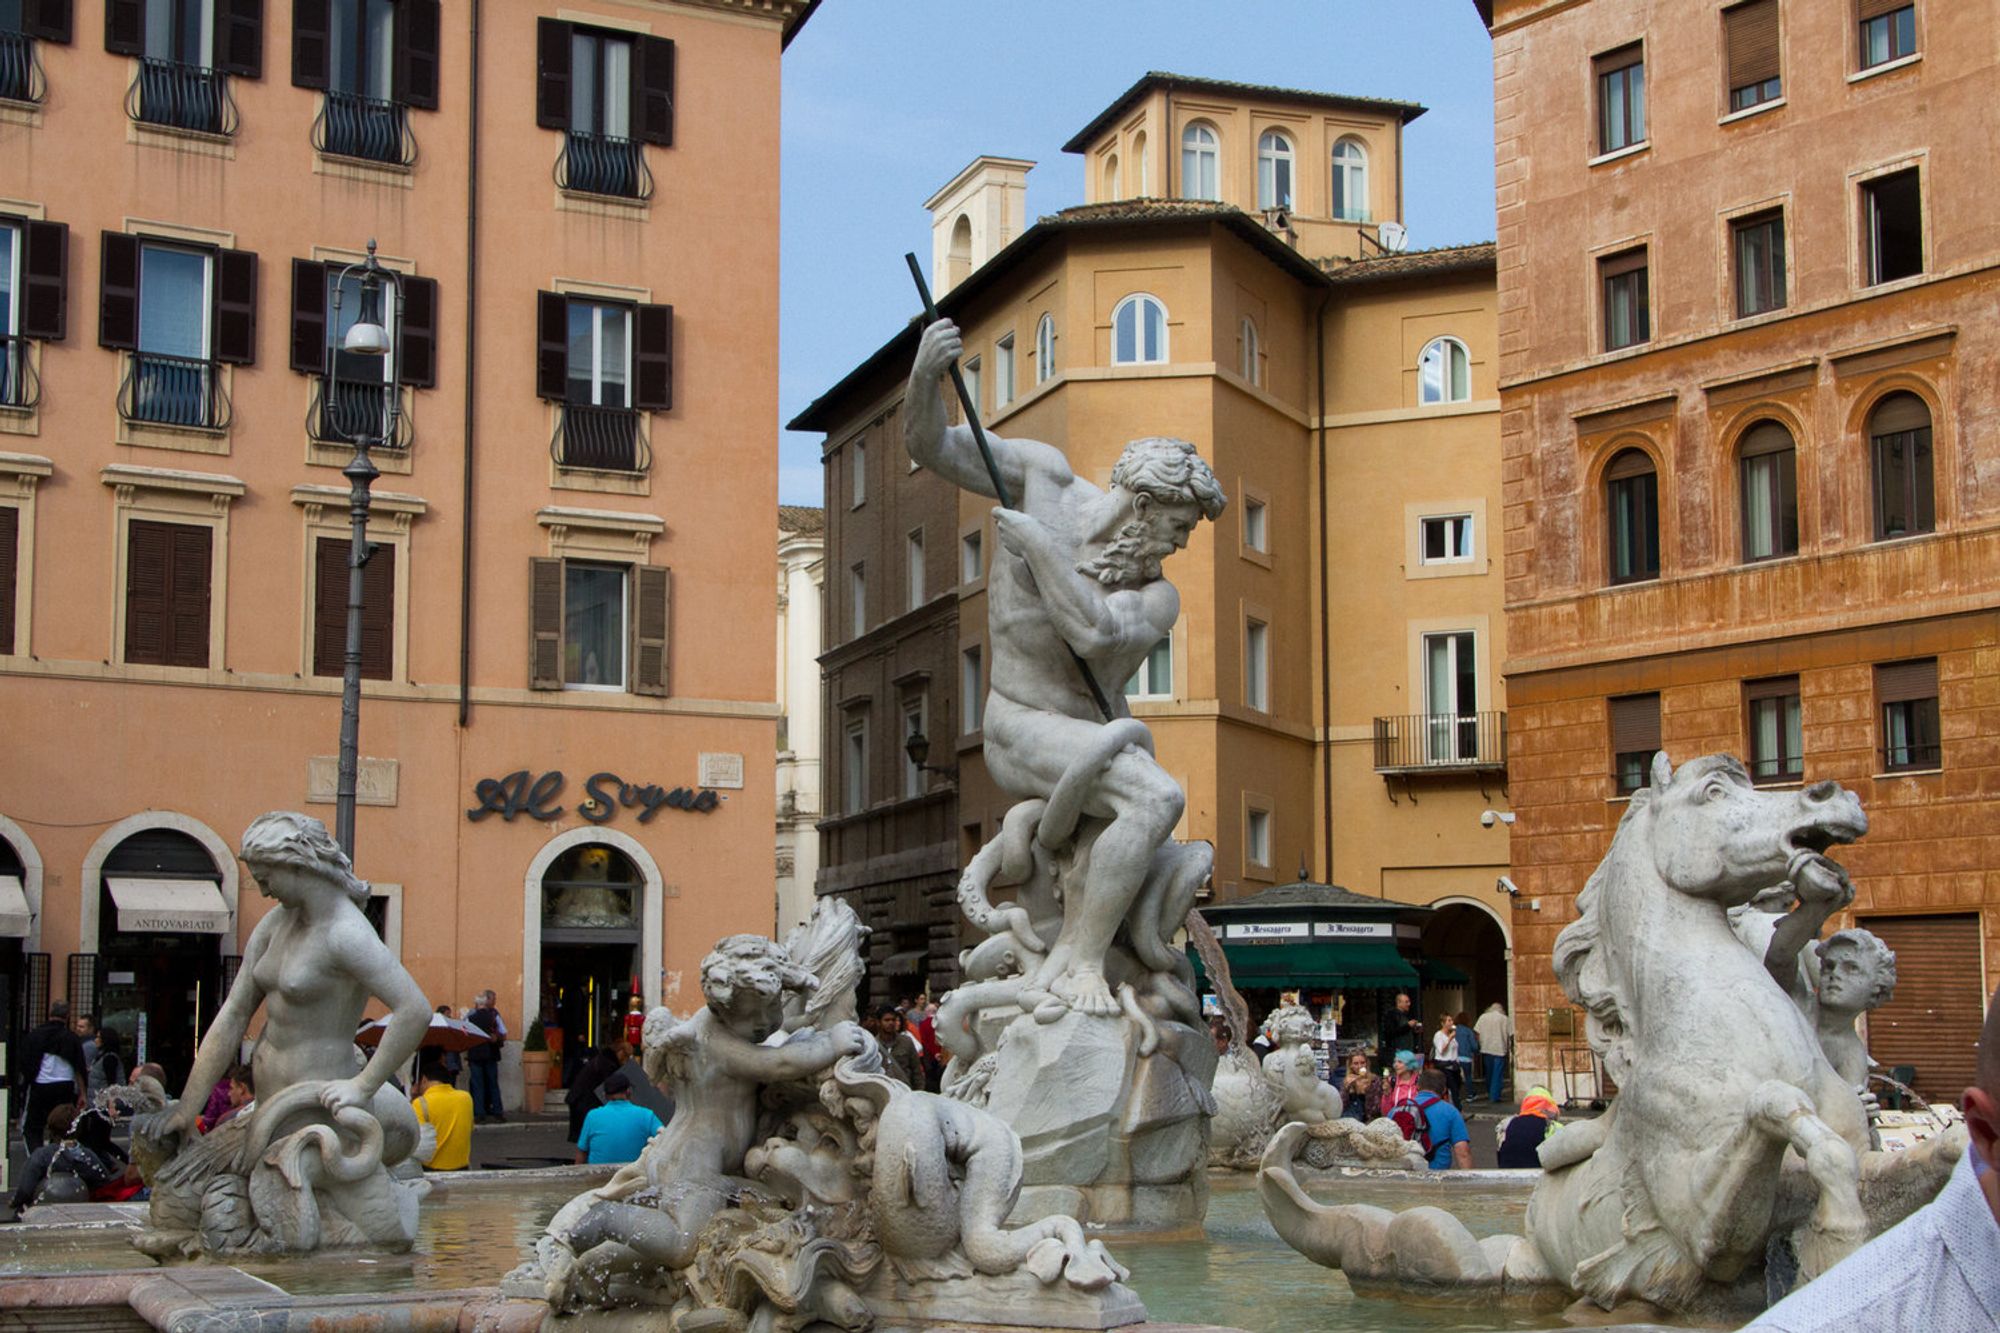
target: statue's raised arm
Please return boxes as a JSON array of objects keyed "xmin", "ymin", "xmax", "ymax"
[{"xmin": 905, "ymin": 318, "xmax": 1074, "ymax": 502}]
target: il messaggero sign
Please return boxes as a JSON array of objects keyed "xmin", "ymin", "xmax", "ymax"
[{"xmin": 465, "ymin": 769, "xmax": 721, "ymax": 824}]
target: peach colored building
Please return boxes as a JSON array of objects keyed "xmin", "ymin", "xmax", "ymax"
[
  {"xmin": 1483, "ymin": 0, "xmax": 2000, "ymax": 1098},
  {"xmin": 0, "ymin": 0, "xmax": 812, "ymax": 1104}
]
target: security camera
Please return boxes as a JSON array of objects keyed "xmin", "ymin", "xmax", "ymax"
[
  {"xmin": 1497, "ymin": 875, "xmax": 1521, "ymax": 897},
  {"xmin": 1480, "ymin": 809, "xmax": 1516, "ymax": 828}
]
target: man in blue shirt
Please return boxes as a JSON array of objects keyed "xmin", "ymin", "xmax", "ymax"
[
  {"xmin": 574, "ymin": 1072, "xmax": 665, "ymax": 1166},
  {"xmin": 1415, "ymin": 1069, "xmax": 1471, "ymax": 1170}
]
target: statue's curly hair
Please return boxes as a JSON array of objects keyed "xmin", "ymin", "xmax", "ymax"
[
  {"xmin": 1815, "ymin": 929, "xmax": 1898, "ymax": 1008},
  {"xmin": 1110, "ymin": 437, "xmax": 1227, "ymax": 520},
  {"xmin": 239, "ymin": 811, "xmax": 369, "ymax": 906}
]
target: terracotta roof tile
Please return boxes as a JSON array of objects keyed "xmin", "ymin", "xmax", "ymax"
[
  {"xmin": 778, "ymin": 504, "xmax": 825, "ymax": 536},
  {"xmin": 1319, "ymin": 241, "xmax": 1498, "ymax": 285},
  {"xmin": 1064, "ymin": 72, "xmax": 1426, "ymax": 153}
]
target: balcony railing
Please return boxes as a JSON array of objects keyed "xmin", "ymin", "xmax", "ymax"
[
  {"xmin": 120, "ymin": 352, "xmax": 229, "ymax": 430},
  {"xmin": 1881, "ymin": 741, "xmax": 1942, "ymax": 774},
  {"xmin": 313, "ymin": 90, "xmax": 415, "ymax": 166},
  {"xmin": 0, "ymin": 335, "xmax": 40, "ymax": 411},
  {"xmin": 0, "ymin": 30, "xmax": 45, "ymax": 104},
  {"xmin": 127, "ymin": 57, "xmax": 236, "ymax": 136},
  {"xmin": 308, "ymin": 376, "xmax": 411, "ymax": 450},
  {"xmin": 551, "ymin": 403, "xmax": 647, "ymax": 474},
  {"xmin": 554, "ymin": 131, "xmax": 653, "ymax": 202},
  {"xmin": 1372, "ymin": 711, "xmax": 1508, "ymax": 774}
]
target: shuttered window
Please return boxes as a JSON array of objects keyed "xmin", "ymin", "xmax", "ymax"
[
  {"xmin": 1876, "ymin": 658, "xmax": 1939, "ymax": 771},
  {"xmin": 0, "ymin": 504, "xmax": 16, "ymax": 655},
  {"xmin": 15, "ymin": 219, "xmax": 69, "ymax": 342},
  {"xmin": 527, "ymin": 557, "xmax": 670, "ymax": 695},
  {"xmin": 1609, "ymin": 693, "xmax": 1660, "ymax": 794},
  {"xmin": 292, "ymin": 0, "xmax": 439, "ymax": 107},
  {"xmin": 110, "ymin": 0, "xmax": 262, "ymax": 75},
  {"xmin": 534, "ymin": 17, "xmax": 675, "ymax": 145},
  {"xmin": 124, "ymin": 519, "xmax": 211, "ymax": 667},
  {"xmin": 18, "ymin": 1, "xmax": 75, "ymax": 44},
  {"xmin": 99, "ymin": 233, "xmax": 258, "ymax": 365},
  {"xmin": 535, "ymin": 291, "xmax": 672, "ymax": 410},
  {"xmin": 1600, "ymin": 247, "xmax": 1649, "ymax": 351},
  {"xmin": 1859, "ymin": 913, "xmax": 1980, "ymax": 1101},
  {"xmin": 311, "ymin": 535, "xmax": 394, "ymax": 679},
  {"xmin": 1724, "ymin": 0, "xmax": 1781, "ymax": 111},
  {"xmin": 1594, "ymin": 43, "xmax": 1645, "ymax": 154},
  {"xmin": 289, "ymin": 257, "xmax": 437, "ymax": 387}
]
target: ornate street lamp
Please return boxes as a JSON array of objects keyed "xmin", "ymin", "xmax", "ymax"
[
  {"xmin": 902, "ymin": 731, "xmax": 957, "ymax": 779},
  {"xmin": 327, "ymin": 240, "xmax": 402, "ymax": 859}
]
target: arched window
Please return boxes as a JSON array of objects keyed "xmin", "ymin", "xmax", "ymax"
[
  {"xmin": 1869, "ymin": 392, "xmax": 1934, "ymax": 540},
  {"xmin": 1102, "ymin": 152, "xmax": 1120, "ymax": 201},
  {"xmin": 1257, "ymin": 130, "xmax": 1294, "ymax": 210},
  {"xmin": 946, "ymin": 214, "xmax": 972, "ymax": 290},
  {"xmin": 1111, "ymin": 294, "xmax": 1167, "ymax": 365},
  {"xmin": 1035, "ymin": 312, "xmax": 1055, "ymax": 384},
  {"xmin": 1239, "ymin": 316, "xmax": 1261, "ymax": 386},
  {"xmin": 1180, "ymin": 123, "xmax": 1219, "ymax": 201},
  {"xmin": 1332, "ymin": 138, "xmax": 1369, "ymax": 221},
  {"xmin": 1133, "ymin": 131, "xmax": 1149, "ymax": 194},
  {"xmin": 1605, "ymin": 448, "xmax": 1660, "ymax": 585},
  {"xmin": 1418, "ymin": 336, "xmax": 1471, "ymax": 404},
  {"xmin": 1738, "ymin": 421, "xmax": 1799, "ymax": 562}
]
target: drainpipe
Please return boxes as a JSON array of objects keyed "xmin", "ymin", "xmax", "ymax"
[
  {"xmin": 1314, "ymin": 286, "xmax": 1334, "ymax": 880},
  {"xmin": 457, "ymin": 0, "xmax": 481, "ymax": 728}
]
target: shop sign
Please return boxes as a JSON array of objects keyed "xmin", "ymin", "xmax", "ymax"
[
  {"xmin": 1313, "ymin": 921, "xmax": 1393, "ymax": 939},
  {"xmin": 466, "ymin": 769, "xmax": 721, "ymax": 824},
  {"xmin": 1226, "ymin": 921, "xmax": 1309, "ymax": 940}
]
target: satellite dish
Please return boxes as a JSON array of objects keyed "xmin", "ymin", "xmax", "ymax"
[{"xmin": 1377, "ymin": 222, "xmax": 1409, "ymax": 253}]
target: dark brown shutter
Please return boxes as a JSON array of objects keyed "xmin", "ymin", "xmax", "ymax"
[
  {"xmin": 23, "ymin": 0, "xmax": 74, "ymax": 44},
  {"xmin": 1605, "ymin": 447, "xmax": 1655, "ymax": 482},
  {"xmin": 360, "ymin": 539, "xmax": 394, "ymax": 679},
  {"xmin": 1860, "ymin": 913, "xmax": 1982, "ymax": 1101},
  {"xmin": 1608, "ymin": 693, "xmax": 1660, "ymax": 754},
  {"xmin": 0, "ymin": 505, "xmax": 16, "ymax": 656},
  {"xmin": 1725, "ymin": 1, "xmax": 1780, "ymax": 90},
  {"xmin": 289, "ymin": 258, "xmax": 327, "ymax": 373},
  {"xmin": 167, "ymin": 524, "xmax": 211, "ymax": 666},
  {"xmin": 215, "ymin": 0, "xmax": 264, "ymax": 79},
  {"xmin": 1876, "ymin": 658, "xmax": 1937, "ymax": 705},
  {"xmin": 1593, "ymin": 41, "xmax": 1642, "ymax": 76},
  {"xmin": 1870, "ymin": 392, "xmax": 1930, "ymax": 437},
  {"xmin": 213, "ymin": 247, "xmax": 258, "ymax": 365},
  {"xmin": 291, "ymin": 0, "xmax": 329, "ymax": 90},
  {"xmin": 634, "ymin": 302, "xmax": 672, "ymax": 410},
  {"xmin": 535, "ymin": 18, "xmax": 572, "ymax": 130},
  {"xmin": 634, "ymin": 36, "xmax": 674, "ymax": 146},
  {"xmin": 397, "ymin": 274, "xmax": 437, "ymax": 388},
  {"xmin": 98, "ymin": 231, "xmax": 140, "ymax": 351},
  {"xmin": 312, "ymin": 536, "xmax": 345, "ymax": 675},
  {"xmin": 126, "ymin": 520, "xmax": 209, "ymax": 667},
  {"xmin": 536, "ymin": 290, "xmax": 568, "ymax": 401},
  {"xmin": 1745, "ymin": 675, "xmax": 1799, "ymax": 703},
  {"xmin": 316, "ymin": 535, "xmax": 395, "ymax": 680},
  {"xmin": 529, "ymin": 556, "xmax": 563, "ymax": 689},
  {"xmin": 1600, "ymin": 247, "xmax": 1648, "ymax": 280},
  {"xmin": 393, "ymin": 0, "xmax": 440, "ymax": 110},
  {"xmin": 632, "ymin": 564, "xmax": 670, "ymax": 696},
  {"xmin": 21, "ymin": 221, "xmax": 67, "ymax": 342},
  {"xmin": 104, "ymin": 0, "xmax": 142, "ymax": 54},
  {"xmin": 1857, "ymin": 0, "xmax": 1908, "ymax": 19}
]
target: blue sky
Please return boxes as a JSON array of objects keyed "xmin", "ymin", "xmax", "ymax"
[{"xmin": 777, "ymin": 1, "xmax": 1498, "ymax": 505}]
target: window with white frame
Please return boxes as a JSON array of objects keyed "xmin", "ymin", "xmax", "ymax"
[
  {"xmin": 1245, "ymin": 618, "xmax": 1269, "ymax": 711},
  {"xmin": 849, "ymin": 563, "xmax": 865, "ymax": 637},
  {"xmin": 843, "ymin": 716, "xmax": 867, "ymax": 814},
  {"xmin": 961, "ymin": 644, "xmax": 984, "ymax": 732},
  {"xmin": 1239, "ymin": 316, "xmax": 1261, "ymax": 386},
  {"xmin": 1112, "ymin": 294, "xmax": 1167, "ymax": 365},
  {"xmin": 1125, "ymin": 635, "xmax": 1172, "ymax": 700},
  {"xmin": 995, "ymin": 334, "xmax": 1015, "ymax": 407},
  {"xmin": 566, "ymin": 298, "xmax": 632, "ymax": 408},
  {"xmin": 1181, "ymin": 122, "xmax": 1219, "ymax": 201},
  {"xmin": 1257, "ymin": 130, "xmax": 1294, "ymax": 210},
  {"xmin": 901, "ymin": 695, "xmax": 926, "ymax": 798},
  {"xmin": 1332, "ymin": 139, "xmax": 1369, "ymax": 221},
  {"xmin": 962, "ymin": 356, "xmax": 981, "ymax": 417},
  {"xmin": 960, "ymin": 528, "xmax": 983, "ymax": 583},
  {"xmin": 1034, "ymin": 312, "xmax": 1055, "ymax": 384},
  {"xmin": 563, "ymin": 561, "xmax": 627, "ymax": 689},
  {"xmin": 1246, "ymin": 807, "xmax": 1271, "ymax": 868},
  {"xmin": 851, "ymin": 438, "xmax": 866, "ymax": 507},
  {"xmin": 1420, "ymin": 513, "xmax": 1474, "ymax": 564},
  {"xmin": 1244, "ymin": 497, "xmax": 1269, "ymax": 553},
  {"xmin": 906, "ymin": 528, "xmax": 925, "ymax": 610},
  {"xmin": 1423, "ymin": 630, "xmax": 1478, "ymax": 762},
  {"xmin": 1418, "ymin": 336, "xmax": 1470, "ymax": 404}
]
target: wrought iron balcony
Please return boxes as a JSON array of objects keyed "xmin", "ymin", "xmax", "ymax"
[
  {"xmin": 127, "ymin": 57, "xmax": 236, "ymax": 136},
  {"xmin": 120, "ymin": 352, "xmax": 229, "ymax": 430},
  {"xmin": 0, "ymin": 30, "xmax": 45, "ymax": 104},
  {"xmin": 1372, "ymin": 711, "xmax": 1508, "ymax": 774},
  {"xmin": 554, "ymin": 130, "xmax": 653, "ymax": 201},
  {"xmin": 313, "ymin": 90, "xmax": 415, "ymax": 167},
  {"xmin": 308, "ymin": 376, "xmax": 411, "ymax": 450},
  {"xmin": 551, "ymin": 403, "xmax": 647, "ymax": 474},
  {"xmin": 0, "ymin": 335, "xmax": 40, "ymax": 411},
  {"xmin": 1881, "ymin": 740, "xmax": 1942, "ymax": 774}
]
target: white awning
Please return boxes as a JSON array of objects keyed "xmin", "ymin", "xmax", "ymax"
[
  {"xmin": 107, "ymin": 878, "xmax": 229, "ymax": 935},
  {"xmin": 0, "ymin": 875, "xmax": 29, "ymax": 938}
]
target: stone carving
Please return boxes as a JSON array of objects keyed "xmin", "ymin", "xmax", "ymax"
[
  {"xmin": 1289, "ymin": 1116, "xmax": 1428, "ymax": 1172},
  {"xmin": 508, "ymin": 898, "xmax": 1142, "ymax": 1330},
  {"xmin": 1259, "ymin": 754, "xmax": 1965, "ymax": 1319},
  {"xmin": 133, "ymin": 812, "xmax": 430, "ymax": 1257},
  {"xmin": 1261, "ymin": 1004, "xmax": 1340, "ymax": 1125},
  {"xmin": 1190, "ymin": 913, "xmax": 1281, "ymax": 1170},
  {"xmin": 910, "ymin": 318, "xmax": 1222, "ymax": 1227},
  {"xmin": 1810, "ymin": 928, "xmax": 1897, "ymax": 1092}
]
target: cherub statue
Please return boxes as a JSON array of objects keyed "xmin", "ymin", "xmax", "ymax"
[{"xmin": 1260, "ymin": 1003, "xmax": 1340, "ymax": 1125}]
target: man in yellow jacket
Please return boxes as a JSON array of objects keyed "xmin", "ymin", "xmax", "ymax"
[{"xmin": 412, "ymin": 1060, "xmax": 475, "ymax": 1171}]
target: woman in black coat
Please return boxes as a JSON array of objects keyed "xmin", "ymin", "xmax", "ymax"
[{"xmin": 565, "ymin": 1045, "xmax": 621, "ymax": 1145}]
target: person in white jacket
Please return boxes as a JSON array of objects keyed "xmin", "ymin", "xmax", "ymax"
[{"xmin": 1473, "ymin": 1002, "xmax": 1514, "ymax": 1104}]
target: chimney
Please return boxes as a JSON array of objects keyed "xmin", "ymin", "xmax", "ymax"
[{"xmin": 925, "ymin": 156, "xmax": 1034, "ymax": 296}]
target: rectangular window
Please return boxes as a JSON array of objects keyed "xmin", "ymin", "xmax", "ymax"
[
  {"xmin": 1246, "ymin": 808, "xmax": 1271, "ymax": 868},
  {"xmin": 1600, "ymin": 248, "xmax": 1650, "ymax": 351},
  {"xmin": 906, "ymin": 529, "xmax": 925, "ymax": 611},
  {"xmin": 1858, "ymin": 2, "xmax": 1916, "ymax": 70},
  {"xmin": 1423, "ymin": 630, "xmax": 1479, "ymax": 762},
  {"xmin": 961, "ymin": 645, "xmax": 983, "ymax": 732},
  {"xmin": 1606, "ymin": 453, "xmax": 1661, "ymax": 584},
  {"xmin": 124, "ymin": 518, "xmax": 211, "ymax": 668},
  {"xmin": 1420, "ymin": 514, "xmax": 1474, "ymax": 564},
  {"xmin": 849, "ymin": 563, "xmax": 865, "ymax": 638},
  {"xmin": 0, "ymin": 221, "xmax": 17, "ymax": 409},
  {"xmin": 570, "ymin": 27, "xmax": 632, "ymax": 137},
  {"xmin": 1740, "ymin": 432, "xmax": 1799, "ymax": 561},
  {"xmin": 1862, "ymin": 168, "xmax": 1923, "ymax": 285},
  {"xmin": 901, "ymin": 696, "xmax": 926, "ymax": 798},
  {"xmin": 962, "ymin": 356, "xmax": 981, "ymax": 420},
  {"xmin": 329, "ymin": 0, "xmax": 395, "ymax": 100},
  {"xmin": 565, "ymin": 298, "xmax": 631, "ymax": 408},
  {"xmin": 1245, "ymin": 619, "xmax": 1269, "ymax": 711},
  {"xmin": 960, "ymin": 529, "xmax": 983, "ymax": 583},
  {"xmin": 1733, "ymin": 210, "xmax": 1787, "ymax": 318},
  {"xmin": 843, "ymin": 717, "xmax": 867, "ymax": 815},
  {"xmin": 1746, "ymin": 676, "xmax": 1804, "ymax": 783},
  {"xmin": 1244, "ymin": 498, "xmax": 1268, "ymax": 553},
  {"xmin": 1609, "ymin": 692, "xmax": 1661, "ymax": 794},
  {"xmin": 1725, "ymin": 0, "xmax": 1781, "ymax": 111},
  {"xmin": 995, "ymin": 334, "xmax": 1014, "ymax": 407},
  {"xmin": 851, "ymin": 439, "xmax": 866, "ymax": 507},
  {"xmin": 1595, "ymin": 43, "xmax": 1646, "ymax": 154},
  {"xmin": 1125, "ymin": 636, "xmax": 1173, "ymax": 700},
  {"xmin": 562, "ymin": 560, "xmax": 626, "ymax": 689},
  {"xmin": 1878, "ymin": 658, "xmax": 1940, "ymax": 772},
  {"xmin": 311, "ymin": 535, "xmax": 394, "ymax": 680},
  {"xmin": 0, "ymin": 504, "xmax": 17, "ymax": 655}
]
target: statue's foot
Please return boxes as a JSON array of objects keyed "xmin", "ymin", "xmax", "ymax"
[{"xmin": 1048, "ymin": 966, "xmax": 1120, "ymax": 1016}]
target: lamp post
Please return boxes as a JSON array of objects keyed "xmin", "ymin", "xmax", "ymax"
[
  {"xmin": 902, "ymin": 731, "xmax": 957, "ymax": 780},
  {"xmin": 328, "ymin": 240, "xmax": 402, "ymax": 859}
]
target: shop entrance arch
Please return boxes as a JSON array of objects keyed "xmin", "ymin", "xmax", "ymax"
[
  {"xmin": 1419, "ymin": 898, "xmax": 1510, "ymax": 1023},
  {"xmin": 0, "ymin": 814, "xmax": 46, "ymax": 1074},
  {"xmin": 523, "ymin": 828, "xmax": 664, "ymax": 1088}
]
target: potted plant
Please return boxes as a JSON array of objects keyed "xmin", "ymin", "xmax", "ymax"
[{"xmin": 521, "ymin": 1023, "xmax": 551, "ymax": 1115}]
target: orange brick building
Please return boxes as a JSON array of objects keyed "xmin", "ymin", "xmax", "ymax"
[{"xmin": 1482, "ymin": 0, "xmax": 1999, "ymax": 1098}]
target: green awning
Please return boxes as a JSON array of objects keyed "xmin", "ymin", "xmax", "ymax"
[
  {"xmin": 1191, "ymin": 940, "xmax": 1419, "ymax": 990},
  {"xmin": 1418, "ymin": 958, "xmax": 1471, "ymax": 984}
]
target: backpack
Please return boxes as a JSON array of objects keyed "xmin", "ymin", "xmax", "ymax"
[{"xmin": 1390, "ymin": 1091, "xmax": 1446, "ymax": 1157}]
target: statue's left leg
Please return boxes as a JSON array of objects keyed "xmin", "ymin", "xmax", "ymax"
[{"xmin": 1744, "ymin": 1080, "xmax": 1865, "ymax": 1281}]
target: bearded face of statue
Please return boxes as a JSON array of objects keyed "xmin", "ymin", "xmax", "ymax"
[{"xmin": 1077, "ymin": 492, "xmax": 1204, "ymax": 587}]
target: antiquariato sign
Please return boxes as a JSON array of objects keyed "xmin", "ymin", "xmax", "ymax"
[{"xmin": 466, "ymin": 769, "xmax": 722, "ymax": 825}]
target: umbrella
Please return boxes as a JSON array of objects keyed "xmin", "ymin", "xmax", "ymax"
[{"xmin": 355, "ymin": 1012, "xmax": 492, "ymax": 1053}]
